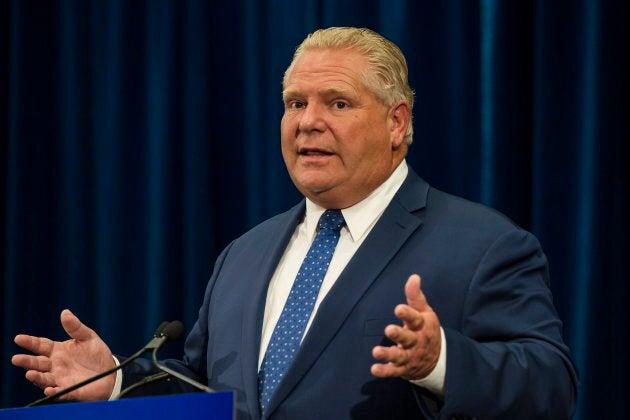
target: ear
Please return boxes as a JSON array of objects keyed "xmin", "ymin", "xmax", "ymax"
[{"xmin": 388, "ymin": 101, "xmax": 411, "ymax": 149}]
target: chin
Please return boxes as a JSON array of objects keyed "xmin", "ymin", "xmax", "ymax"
[
  {"xmin": 303, "ymin": 189, "xmax": 357, "ymax": 209},
  {"xmin": 293, "ymin": 173, "xmax": 337, "ymax": 192}
]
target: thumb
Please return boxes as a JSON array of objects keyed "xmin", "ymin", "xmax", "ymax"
[
  {"xmin": 60, "ymin": 309, "xmax": 94, "ymax": 342},
  {"xmin": 404, "ymin": 274, "xmax": 431, "ymax": 313}
]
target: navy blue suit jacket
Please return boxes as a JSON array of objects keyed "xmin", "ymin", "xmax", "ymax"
[{"xmin": 124, "ymin": 169, "xmax": 577, "ymax": 419}]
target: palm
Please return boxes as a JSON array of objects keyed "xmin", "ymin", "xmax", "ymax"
[
  {"xmin": 44, "ymin": 335, "xmax": 114, "ymax": 400},
  {"xmin": 12, "ymin": 309, "xmax": 115, "ymax": 402}
]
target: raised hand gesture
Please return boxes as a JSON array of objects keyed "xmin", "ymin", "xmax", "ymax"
[
  {"xmin": 12, "ymin": 309, "xmax": 116, "ymax": 402},
  {"xmin": 371, "ymin": 274, "xmax": 442, "ymax": 380}
]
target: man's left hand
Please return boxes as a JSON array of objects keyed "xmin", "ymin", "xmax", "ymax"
[{"xmin": 371, "ymin": 274, "xmax": 442, "ymax": 380}]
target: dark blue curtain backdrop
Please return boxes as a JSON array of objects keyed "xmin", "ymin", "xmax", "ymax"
[{"xmin": 1, "ymin": 1, "xmax": 626, "ymax": 418}]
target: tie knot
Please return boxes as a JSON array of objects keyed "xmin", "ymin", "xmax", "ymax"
[{"xmin": 318, "ymin": 209, "xmax": 345, "ymax": 232}]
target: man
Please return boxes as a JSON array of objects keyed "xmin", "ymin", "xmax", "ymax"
[{"xmin": 12, "ymin": 27, "xmax": 577, "ymax": 419}]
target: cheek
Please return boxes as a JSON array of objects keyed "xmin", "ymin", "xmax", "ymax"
[
  {"xmin": 280, "ymin": 142, "xmax": 296, "ymax": 171},
  {"xmin": 345, "ymin": 128, "xmax": 387, "ymax": 160},
  {"xmin": 343, "ymin": 138, "xmax": 391, "ymax": 176},
  {"xmin": 280, "ymin": 112, "xmax": 297, "ymax": 133},
  {"xmin": 280, "ymin": 122, "xmax": 294, "ymax": 152}
]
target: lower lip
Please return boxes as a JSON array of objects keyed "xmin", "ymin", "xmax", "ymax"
[{"xmin": 299, "ymin": 153, "xmax": 333, "ymax": 163}]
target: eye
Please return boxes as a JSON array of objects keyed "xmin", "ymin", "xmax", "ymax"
[
  {"xmin": 289, "ymin": 101, "xmax": 305, "ymax": 109},
  {"xmin": 334, "ymin": 101, "xmax": 347, "ymax": 109}
]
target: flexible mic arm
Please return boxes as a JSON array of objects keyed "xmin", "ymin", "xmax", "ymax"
[
  {"xmin": 26, "ymin": 322, "xmax": 171, "ymax": 407},
  {"xmin": 114, "ymin": 320, "xmax": 213, "ymax": 399},
  {"xmin": 151, "ymin": 321, "xmax": 214, "ymax": 393}
]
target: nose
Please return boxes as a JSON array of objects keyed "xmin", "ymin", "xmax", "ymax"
[{"xmin": 297, "ymin": 103, "xmax": 327, "ymax": 133}]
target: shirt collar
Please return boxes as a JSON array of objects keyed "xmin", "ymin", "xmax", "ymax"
[{"xmin": 304, "ymin": 160, "xmax": 409, "ymax": 242}]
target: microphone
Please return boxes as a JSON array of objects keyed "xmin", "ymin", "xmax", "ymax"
[
  {"xmin": 25, "ymin": 321, "xmax": 174, "ymax": 407},
  {"xmin": 114, "ymin": 320, "xmax": 185, "ymax": 399},
  {"xmin": 114, "ymin": 320, "xmax": 214, "ymax": 399},
  {"xmin": 150, "ymin": 321, "xmax": 214, "ymax": 393}
]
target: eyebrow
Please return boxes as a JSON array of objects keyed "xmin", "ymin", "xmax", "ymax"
[{"xmin": 283, "ymin": 87, "xmax": 356, "ymax": 100}]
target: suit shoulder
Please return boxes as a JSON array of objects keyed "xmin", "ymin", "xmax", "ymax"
[{"xmin": 425, "ymin": 187, "xmax": 523, "ymax": 235}]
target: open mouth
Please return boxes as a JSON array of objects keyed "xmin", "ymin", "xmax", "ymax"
[{"xmin": 299, "ymin": 148, "xmax": 333, "ymax": 156}]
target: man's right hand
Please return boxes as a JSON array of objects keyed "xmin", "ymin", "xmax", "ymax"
[{"xmin": 11, "ymin": 309, "xmax": 116, "ymax": 402}]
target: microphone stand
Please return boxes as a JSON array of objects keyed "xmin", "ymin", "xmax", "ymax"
[
  {"xmin": 115, "ymin": 320, "xmax": 213, "ymax": 398},
  {"xmin": 152, "ymin": 345, "xmax": 214, "ymax": 393}
]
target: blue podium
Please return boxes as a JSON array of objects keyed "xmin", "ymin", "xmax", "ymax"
[{"xmin": 0, "ymin": 392, "xmax": 234, "ymax": 419}]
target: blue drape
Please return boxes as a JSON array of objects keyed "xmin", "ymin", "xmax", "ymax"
[{"xmin": 1, "ymin": 1, "xmax": 626, "ymax": 418}]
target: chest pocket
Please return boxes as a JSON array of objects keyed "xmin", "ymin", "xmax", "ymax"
[{"xmin": 363, "ymin": 317, "xmax": 400, "ymax": 336}]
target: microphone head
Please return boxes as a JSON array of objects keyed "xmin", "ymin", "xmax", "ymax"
[
  {"xmin": 161, "ymin": 320, "xmax": 184, "ymax": 341},
  {"xmin": 153, "ymin": 321, "xmax": 170, "ymax": 337}
]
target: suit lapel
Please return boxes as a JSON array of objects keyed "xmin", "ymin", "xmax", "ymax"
[
  {"xmin": 264, "ymin": 170, "xmax": 430, "ymax": 416},
  {"xmin": 239, "ymin": 203, "xmax": 306, "ymax": 419}
]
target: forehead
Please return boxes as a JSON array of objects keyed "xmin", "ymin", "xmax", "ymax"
[{"xmin": 284, "ymin": 48, "xmax": 370, "ymax": 94}]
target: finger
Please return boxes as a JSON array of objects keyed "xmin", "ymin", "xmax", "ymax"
[
  {"xmin": 393, "ymin": 304, "xmax": 425, "ymax": 331},
  {"xmin": 14, "ymin": 335, "xmax": 55, "ymax": 357},
  {"xmin": 25, "ymin": 370, "xmax": 57, "ymax": 389},
  {"xmin": 384, "ymin": 324, "xmax": 418, "ymax": 348},
  {"xmin": 370, "ymin": 361, "xmax": 406, "ymax": 378},
  {"xmin": 60, "ymin": 309, "xmax": 94, "ymax": 342},
  {"xmin": 372, "ymin": 344, "xmax": 409, "ymax": 366},
  {"xmin": 44, "ymin": 386, "xmax": 64, "ymax": 397},
  {"xmin": 404, "ymin": 274, "xmax": 431, "ymax": 313},
  {"xmin": 11, "ymin": 354, "xmax": 52, "ymax": 372}
]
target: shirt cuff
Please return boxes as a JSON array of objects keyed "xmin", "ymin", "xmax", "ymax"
[
  {"xmin": 409, "ymin": 327, "xmax": 446, "ymax": 397},
  {"xmin": 108, "ymin": 355, "xmax": 123, "ymax": 400}
]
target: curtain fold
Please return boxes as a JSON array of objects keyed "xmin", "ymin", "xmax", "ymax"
[{"xmin": 1, "ymin": 1, "xmax": 625, "ymax": 418}]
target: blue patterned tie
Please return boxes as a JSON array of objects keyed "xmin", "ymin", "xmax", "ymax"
[{"xmin": 258, "ymin": 209, "xmax": 345, "ymax": 412}]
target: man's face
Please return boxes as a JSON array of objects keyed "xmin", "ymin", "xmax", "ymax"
[{"xmin": 281, "ymin": 48, "xmax": 409, "ymax": 209}]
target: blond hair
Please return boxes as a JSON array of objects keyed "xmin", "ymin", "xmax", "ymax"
[{"xmin": 283, "ymin": 27, "xmax": 415, "ymax": 144}]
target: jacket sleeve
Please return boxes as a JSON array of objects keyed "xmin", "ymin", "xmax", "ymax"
[{"xmin": 439, "ymin": 228, "xmax": 578, "ymax": 419}]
